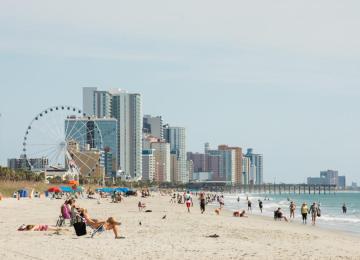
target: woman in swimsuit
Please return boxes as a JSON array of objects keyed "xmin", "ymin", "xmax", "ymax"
[
  {"xmin": 18, "ymin": 224, "xmax": 63, "ymax": 232},
  {"xmin": 80, "ymin": 208, "xmax": 123, "ymax": 239}
]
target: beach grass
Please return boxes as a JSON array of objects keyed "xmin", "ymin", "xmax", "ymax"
[{"xmin": 0, "ymin": 181, "xmax": 49, "ymax": 197}]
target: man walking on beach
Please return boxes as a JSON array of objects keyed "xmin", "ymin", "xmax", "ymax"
[
  {"xmin": 247, "ymin": 200, "xmax": 252, "ymax": 212},
  {"xmin": 258, "ymin": 200, "xmax": 263, "ymax": 213},
  {"xmin": 200, "ymin": 192, "xmax": 206, "ymax": 214}
]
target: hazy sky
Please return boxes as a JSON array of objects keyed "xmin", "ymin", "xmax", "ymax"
[{"xmin": 1, "ymin": 0, "xmax": 360, "ymax": 183}]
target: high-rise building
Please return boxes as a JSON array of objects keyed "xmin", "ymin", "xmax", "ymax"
[
  {"xmin": 187, "ymin": 152, "xmax": 206, "ymax": 173},
  {"xmin": 110, "ymin": 89, "xmax": 142, "ymax": 180},
  {"xmin": 82, "ymin": 87, "xmax": 143, "ymax": 180},
  {"xmin": 94, "ymin": 90, "xmax": 112, "ymax": 118},
  {"xmin": 338, "ymin": 176, "xmax": 346, "ymax": 189},
  {"xmin": 187, "ymin": 160, "xmax": 194, "ymax": 181},
  {"xmin": 242, "ymin": 156, "xmax": 250, "ymax": 185},
  {"xmin": 83, "ymin": 87, "xmax": 112, "ymax": 118},
  {"xmin": 164, "ymin": 126, "xmax": 187, "ymax": 183},
  {"xmin": 143, "ymin": 115, "xmax": 163, "ymax": 140},
  {"xmin": 142, "ymin": 149, "xmax": 156, "ymax": 181},
  {"xmin": 245, "ymin": 148, "xmax": 263, "ymax": 184},
  {"xmin": 206, "ymin": 149, "xmax": 224, "ymax": 181},
  {"xmin": 170, "ymin": 152, "xmax": 179, "ymax": 183},
  {"xmin": 83, "ymin": 87, "xmax": 97, "ymax": 116},
  {"xmin": 221, "ymin": 149, "xmax": 236, "ymax": 184},
  {"xmin": 151, "ymin": 141, "xmax": 171, "ymax": 182},
  {"xmin": 320, "ymin": 170, "xmax": 339, "ymax": 186},
  {"xmin": 218, "ymin": 145, "xmax": 242, "ymax": 185}
]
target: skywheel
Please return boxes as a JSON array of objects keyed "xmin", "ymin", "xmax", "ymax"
[{"xmin": 22, "ymin": 106, "xmax": 104, "ymax": 182}]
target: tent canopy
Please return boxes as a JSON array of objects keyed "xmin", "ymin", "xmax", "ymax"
[{"xmin": 95, "ymin": 187, "xmax": 131, "ymax": 193}]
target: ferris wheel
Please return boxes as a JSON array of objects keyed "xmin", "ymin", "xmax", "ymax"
[{"xmin": 22, "ymin": 106, "xmax": 104, "ymax": 181}]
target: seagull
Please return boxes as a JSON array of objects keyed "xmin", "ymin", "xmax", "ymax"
[{"xmin": 162, "ymin": 215, "xmax": 167, "ymax": 220}]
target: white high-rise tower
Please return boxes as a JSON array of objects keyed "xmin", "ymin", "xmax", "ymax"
[{"xmin": 110, "ymin": 89, "xmax": 142, "ymax": 180}]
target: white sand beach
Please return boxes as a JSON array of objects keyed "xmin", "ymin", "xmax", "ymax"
[{"xmin": 0, "ymin": 193, "xmax": 359, "ymax": 260}]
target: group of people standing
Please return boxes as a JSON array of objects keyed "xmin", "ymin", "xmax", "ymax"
[
  {"xmin": 300, "ymin": 202, "xmax": 321, "ymax": 225},
  {"xmin": 173, "ymin": 191, "xmax": 351, "ymax": 228}
]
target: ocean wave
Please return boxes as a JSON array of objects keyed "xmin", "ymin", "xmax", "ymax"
[{"xmin": 319, "ymin": 215, "xmax": 360, "ymax": 224}]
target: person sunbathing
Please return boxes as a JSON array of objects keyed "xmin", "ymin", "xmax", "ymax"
[
  {"xmin": 80, "ymin": 208, "xmax": 124, "ymax": 239},
  {"xmin": 233, "ymin": 210, "xmax": 248, "ymax": 218},
  {"xmin": 18, "ymin": 224, "xmax": 65, "ymax": 232}
]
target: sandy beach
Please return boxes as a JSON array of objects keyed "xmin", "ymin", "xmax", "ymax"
[{"xmin": 0, "ymin": 193, "xmax": 359, "ymax": 260}]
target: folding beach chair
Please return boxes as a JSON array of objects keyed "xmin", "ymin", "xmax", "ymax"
[
  {"xmin": 56, "ymin": 215, "xmax": 66, "ymax": 227},
  {"xmin": 90, "ymin": 224, "xmax": 105, "ymax": 238}
]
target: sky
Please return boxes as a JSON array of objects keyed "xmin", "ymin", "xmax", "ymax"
[{"xmin": 1, "ymin": 0, "xmax": 360, "ymax": 184}]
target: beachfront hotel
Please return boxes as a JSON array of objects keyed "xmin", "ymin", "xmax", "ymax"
[{"xmin": 82, "ymin": 87, "xmax": 143, "ymax": 180}]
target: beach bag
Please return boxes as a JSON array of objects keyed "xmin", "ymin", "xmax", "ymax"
[
  {"xmin": 73, "ymin": 221, "xmax": 87, "ymax": 236},
  {"xmin": 73, "ymin": 216, "xmax": 87, "ymax": 236},
  {"xmin": 317, "ymin": 208, "xmax": 321, "ymax": 217}
]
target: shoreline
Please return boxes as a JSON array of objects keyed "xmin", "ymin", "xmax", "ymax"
[{"xmin": 207, "ymin": 200, "xmax": 360, "ymax": 239}]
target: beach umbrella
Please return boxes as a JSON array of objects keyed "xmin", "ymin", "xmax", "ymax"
[
  {"xmin": 115, "ymin": 187, "xmax": 130, "ymax": 193},
  {"xmin": 48, "ymin": 187, "xmax": 61, "ymax": 193},
  {"xmin": 96, "ymin": 187, "xmax": 114, "ymax": 193},
  {"xmin": 60, "ymin": 186, "xmax": 73, "ymax": 193},
  {"xmin": 68, "ymin": 180, "xmax": 79, "ymax": 185}
]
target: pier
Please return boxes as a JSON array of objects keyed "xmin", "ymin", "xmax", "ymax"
[{"xmin": 185, "ymin": 182, "xmax": 337, "ymax": 194}]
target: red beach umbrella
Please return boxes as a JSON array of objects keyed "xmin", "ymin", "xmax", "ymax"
[{"xmin": 48, "ymin": 187, "xmax": 61, "ymax": 193}]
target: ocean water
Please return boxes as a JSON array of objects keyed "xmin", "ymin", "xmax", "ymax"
[{"xmin": 220, "ymin": 192, "xmax": 360, "ymax": 234}]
